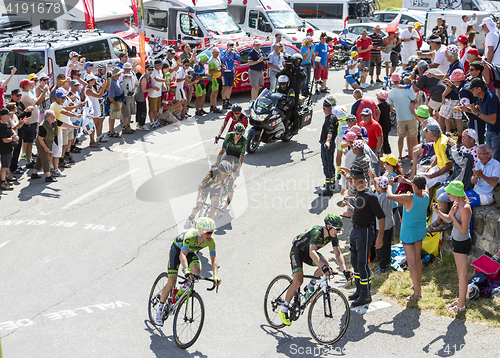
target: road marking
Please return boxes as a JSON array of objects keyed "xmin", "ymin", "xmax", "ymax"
[
  {"xmin": 172, "ymin": 138, "xmax": 213, "ymax": 154},
  {"xmin": 0, "ymin": 241, "xmax": 10, "ymax": 249},
  {"xmin": 62, "ymin": 169, "xmax": 139, "ymax": 209},
  {"xmin": 350, "ymin": 300, "xmax": 391, "ymax": 315}
]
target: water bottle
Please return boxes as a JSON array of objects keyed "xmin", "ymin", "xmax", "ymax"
[
  {"xmin": 303, "ymin": 286, "xmax": 315, "ymax": 301},
  {"xmin": 170, "ymin": 288, "xmax": 179, "ymax": 304},
  {"xmin": 175, "ymin": 284, "xmax": 188, "ymax": 300}
]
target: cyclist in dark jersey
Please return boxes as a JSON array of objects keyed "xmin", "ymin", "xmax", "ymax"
[
  {"xmin": 215, "ymin": 104, "xmax": 248, "ymax": 143},
  {"xmin": 155, "ymin": 217, "xmax": 220, "ymax": 326},
  {"xmin": 184, "ymin": 160, "xmax": 234, "ymax": 229},
  {"xmin": 216, "ymin": 123, "xmax": 247, "ymax": 176},
  {"xmin": 280, "ymin": 214, "xmax": 352, "ymax": 326}
]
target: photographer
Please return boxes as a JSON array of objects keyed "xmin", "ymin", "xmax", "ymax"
[
  {"xmin": 108, "ymin": 67, "xmax": 125, "ymax": 137},
  {"xmin": 120, "ymin": 63, "xmax": 137, "ymax": 134},
  {"xmin": 278, "ymin": 54, "xmax": 306, "ymax": 134}
]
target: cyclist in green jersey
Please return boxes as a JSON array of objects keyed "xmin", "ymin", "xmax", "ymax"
[
  {"xmin": 155, "ymin": 217, "xmax": 220, "ymax": 326},
  {"xmin": 280, "ymin": 214, "xmax": 352, "ymax": 326},
  {"xmin": 216, "ymin": 122, "xmax": 247, "ymax": 176}
]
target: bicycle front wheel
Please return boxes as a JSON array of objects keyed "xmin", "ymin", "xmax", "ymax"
[
  {"xmin": 264, "ymin": 274, "xmax": 292, "ymax": 329},
  {"xmin": 148, "ymin": 272, "xmax": 168, "ymax": 325},
  {"xmin": 173, "ymin": 291, "xmax": 205, "ymax": 349},
  {"xmin": 308, "ymin": 288, "xmax": 350, "ymax": 345}
]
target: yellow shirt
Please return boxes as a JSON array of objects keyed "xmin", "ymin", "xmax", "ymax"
[
  {"xmin": 50, "ymin": 102, "xmax": 62, "ymax": 135},
  {"xmin": 433, "ymin": 134, "xmax": 450, "ymax": 169}
]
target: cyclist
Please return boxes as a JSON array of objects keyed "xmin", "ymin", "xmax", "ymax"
[
  {"xmin": 215, "ymin": 104, "xmax": 248, "ymax": 143},
  {"xmin": 155, "ymin": 217, "xmax": 220, "ymax": 326},
  {"xmin": 216, "ymin": 123, "xmax": 247, "ymax": 176},
  {"xmin": 279, "ymin": 214, "xmax": 352, "ymax": 326},
  {"xmin": 184, "ymin": 160, "xmax": 234, "ymax": 229}
]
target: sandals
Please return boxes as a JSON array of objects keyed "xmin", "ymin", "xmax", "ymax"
[
  {"xmin": 108, "ymin": 132, "xmax": 120, "ymax": 138},
  {"xmin": 406, "ymin": 293, "xmax": 422, "ymax": 302},
  {"xmin": 448, "ymin": 304, "xmax": 466, "ymax": 313},
  {"xmin": 433, "ymin": 222, "xmax": 452, "ymax": 232},
  {"xmin": 427, "ymin": 222, "xmax": 441, "ymax": 233},
  {"xmin": 90, "ymin": 142, "xmax": 100, "ymax": 148}
]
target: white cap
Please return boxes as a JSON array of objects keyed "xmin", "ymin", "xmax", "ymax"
[
  {"xmin": 85, "ymin": 74, "xmax": 97, "ymax": 81},
  {"xmin": 407, "ymin": 22, "xmax": 414, "ymax": 28}
]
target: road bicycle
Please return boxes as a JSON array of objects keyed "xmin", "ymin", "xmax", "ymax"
[
  {"xmin": 148, "ymin": 273, "xmax": 218, "ymax": 349},
  {"xmin": 264, "ymin": 273, "xmax": 350, "ymax": 345}
]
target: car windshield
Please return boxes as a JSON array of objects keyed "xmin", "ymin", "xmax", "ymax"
[
  {"xmin": 268, "ymin": 10, "xmax": 303, "ymax": 29},
  {"xmin": 475, "ymin": 0, "xmax": 500, "ymax": 12},
  {"xmin": 197, "ymin": 11, "xmax": 241, "ymax": 35}
]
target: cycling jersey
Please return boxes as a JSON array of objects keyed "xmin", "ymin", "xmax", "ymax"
[
  {"xmin": 201, "ymin": 168, "xmax": 234, "ymax": 193},
  {"xmin": 174, "ymin": 228, "xmax": 216, "ymax": 255},
  {"xmin": 292, "ymin": 225, "xmax": 339, "ymax": 252},
  {"xmin": 224, "ymin": 112, "xmax": 248, "ymax": 132},
  {"xmin": 222, "ymin": 132, "xmax": 247, "ymax": 158}
]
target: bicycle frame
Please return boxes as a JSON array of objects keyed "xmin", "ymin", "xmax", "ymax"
[{"xmin": 288, "ymin": 274, "xmax": 335, "ymax": 321}]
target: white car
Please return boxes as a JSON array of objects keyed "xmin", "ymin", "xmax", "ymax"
[{"xmin": 371, "ymin": 10, "xmax": 427, "ymax": 27}]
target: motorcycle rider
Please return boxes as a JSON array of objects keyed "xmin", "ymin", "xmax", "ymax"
[
  {"xmin": 278, "ymin": 53, "xmax": 306, "ymax": 135},
  {"xmin": 274, "ymin": 75, "xmax": 295, "ymax": 134}
]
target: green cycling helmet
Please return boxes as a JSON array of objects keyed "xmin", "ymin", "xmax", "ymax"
[
  {"xmin": 234, "ymin": 123, "xmax": 245, "ymax": 134},
  {"xmin": 196, "ymin": 217, "xmax": 216, "ymax": 231},
  {"xmin": 324, "ymin": 214, "xmax": 343, "ymax": 229},
  {"xmin": 199, "ymin": 54, "xmax": 209, "ymax": 62}
]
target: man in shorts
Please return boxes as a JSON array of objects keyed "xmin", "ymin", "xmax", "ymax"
[
  {"xmin": 220, "ymin": 41, "xmax": 241, "ymax": 108},
  {"xmin": 193, "ymin": 54, "xmax": 209, "ymax": 116},
  {"xmin": 158, "ymin": 82, "xmax": 181, "ymax": 126},
  {"xmin": 356, "ymin": 30, "xmax": 373, "ymax": 88},
  {"xmin": 248, "ymin": 40, "xmax": 265, "ymax": 100},
  {"xmin": 120, "ymin": 62, "xmax": 137, "ymax": 134},
  {"xmin": 208, "ymin": 47, "xmax": 224, "ymax": 113},
  {"xmin": 149, "ymin": 59, "xmax": 167, "ymax": 128},
  {"xmin": 314, "ymin": 34, "xmax": 331, "ymax": 92},
  {"xmin": 400, "ymin": 23, "xmax": 419, "ymax": 69}
]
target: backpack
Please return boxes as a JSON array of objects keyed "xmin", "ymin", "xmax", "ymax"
[{"xmin": 485, "ymin": 61, "xmax": 500, "ymax": 88}]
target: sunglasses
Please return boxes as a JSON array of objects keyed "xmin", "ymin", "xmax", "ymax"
[
  {"xmin": 33, "ymin": 79, "xmax": 39, "ymax": 82},
  {"xmin": 220, "ymin": 172, "xmax": 231, "ymax": 177},
  {"xmin": 235, "ymin": 133, "xmax": 243, "ymax": 136},
  {"xmin": 347, "ymin": 119, "xmax": 356, "ymax": 122},
  {"xmin": 147, "ymin": 68, "xmax": 153, "ymax": 71},
  {"xmin": 204, "ymin": 231, "xmax": 214, "ymax": 235}
]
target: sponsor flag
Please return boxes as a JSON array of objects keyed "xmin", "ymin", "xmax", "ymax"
[
  {"xmin": 137, "ymin": 0, "xmax": 146, "ymax": 72},
  {"xmin": 83, "ymin": 0, "xmax": 95, "ymax": 30},
  {"xmin": 131, "ymin": 0, "xmax": 139, "ymax": 26}
]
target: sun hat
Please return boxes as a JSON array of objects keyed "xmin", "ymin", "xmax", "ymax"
[
  {"xmin": 344, "ymin": 131, "xmax": 358, "ymax": 142},
  {"xmin": 445, "ymin": 180, "xmax": 465, "ymax": 197},
  {"xmin": 350, "ymin": 165, "xmax": 364, "ymax": 176},
  {"xmin": 374, "ymin": 25, "xmax": 381, "ymax": 29},
  {"xmin": 350, "ymin": 125, "xmax": 362, "ymax": 136},
  {"xmin": 123, "ymin": 62, "xmax": 132, "ymax": 69},
  {"xmin": 212, "ymin": 47, "xmax": 220, "ymax": 52},
  {"xmin": 350, "ymin": 51, "xmax": 358, "ymax": 59},
  {"xmin": 69, "ymin": 51, "xmax": 80, "ymax": 58},
  {"xmin": 376, "ymin": 90, "xmax": 389, "ymax": 100},
  {"xmin": 450, "ymin": 68, "xmax": 465, "ymax": 82},
  {"xmin": 380, "ymin": 154, "xmax": 398, "ymax": 167},
  {"xmin": 415, "ymin": 105, "xmax": 430, "ymax": 118},
  {"xmin": 391, "ymin": 73, "xmax": 401, "ymax": 83},
  {"xmin": 447, "ymin": 45, "xmax": 459, "ymax": 53},
  {"xmin": 306, "ymin": 28, "xmax": 314, "ymax": 34},
  {"xmin": 414, "ymin": 22, "xmax": 422, "ymax": 28},
  {"xmin": 353, "ymin": 139, "xmax": 364, "ymax": 149},
  {"xmin": 85, "ymin": 73, "xmax": 97, "ymax": 81},
  {"xmin": 463, "ymin": 128, "xmax": 479, "ymax": 144},
  {"xmin": 28, "ymin": 73, "xmax": 39, "ymax": 81},
  {"xmin": 346, "ymin": 114, "xmax": 357, "ymax": 122},
  {"xmin": 407, "ymin": 22, "xmax": 414, "ymax": 28},
  {"xmin": 0, "ymin": 108, "xmax": 10, "ymax": 116},
  {"xmin": 375, "ymin": 176, "xmax": 389, "ymax": 189},
  {"xmin": 199, "ymin": 53, "xmax": 209, "ymax": 61},
  {"xmin": 323, "ymin": 94, "xmax": 337, "ymax": 107},
  {"xmin": 38, "ymin": 72, "xmax": 48, "ymax": 79},
  {"xmin": 111, "ymin": 67, "xmax": 123, "ymax": 76},
  {"xmin": 417, "ymin": 60, "xmax": 429, "ymax": 70},
  {"xmin": 70, "ymin": 79, "xmax": 80, "ymax": 86},
  {"xmin": 169, "ymin": 82, "xmax": 177, "ymax": 87}
]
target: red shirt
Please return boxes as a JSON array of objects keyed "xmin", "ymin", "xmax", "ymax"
[
  {"xmin": 355, "ymin": 99, "xmax": 379, "ymax": 125},
  {"xmin": 361, "ymin": 119, "xmax": 383, "ymax": 150},
  {"xmin": 417, "ymin": 32, "xmax": 423, "ymax": 49},
  {"xmin": 159, "ymin": 91, "xmax": 175, "ymax": 113},
  {"xmin": 356, "ymin": 37, "xmax": 372, "ymax": 61},
  {"xmin": 224, "ymin": 111, "xmax": 248, "ymax": 132}
]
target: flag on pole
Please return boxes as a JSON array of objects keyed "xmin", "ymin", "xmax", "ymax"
[
  {"xmin": 137, "ymin": 0, "xmax": 146, "ymax": 72},
  {"xmin": 131, "ymin": 0, "xmax": 139, "ymax": 26},
  {"xmin": 386, "ymin": 10, "xmax": 402, "ymax": 33},
  {"xmin": 83, "ymin": 0, "xmax": 95, "ymax": 30}
]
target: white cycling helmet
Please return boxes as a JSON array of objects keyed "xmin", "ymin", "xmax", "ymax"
[
  {"xmin": 196, "ymin": 217, "xmax": 216, "ymax": 231},
  {"xmin": 218, "ymin": 160, "xmax": 233, "ymax": 174},
  {"xmin": 278, "ymin": 75, "xmax": 289, "ymax": 84}
]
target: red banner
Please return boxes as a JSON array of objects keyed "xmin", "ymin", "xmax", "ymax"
[
  {"xmin": 131, "ymin": 0, "xmax": 138, "ymax": 26},
  {"xmin": 83, "ymin": 0, "xmax": 95, "ymax": 30},
  {"xmin": 137, "ymin": 0, "xmax": 146, "ymax": 72}
]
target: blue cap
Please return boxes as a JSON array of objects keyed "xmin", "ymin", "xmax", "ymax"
[
  {"xmin": 361, "ymin": 108, "xmax": 372, "ymax": 115},
  {"xmin": 55, "ymin": 90, "xmax": 67, "ymax": 98},
  {"xmin": 84, "ymin": 62, "xmax": 94, "ymax": 70}
]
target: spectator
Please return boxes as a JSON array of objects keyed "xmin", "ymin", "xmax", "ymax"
[
  {"xmin": 369, "ymin": 25, "xmax": 384, "ymax": 84},
  {"xmin": 351, "ymin": 89, "xmax": 380, "ymax": 124},
  {"xmin": 467, "ymin": 50, "xmax": 496, "ymax": 94},
  {"xmin": 411, "ymin": 60, "xmax": 447, "ymax": 116},
  {"xmin": 481, "ymin": 17, "xmax": 500, "ymax": 65},
  {"xmin": 387, "ymin": 175, "xmax": 429, "ymax": 301},
  {"xmin": 314, "ymin": 32, "xmax": 331, "ymax": 93},
  {"xmin": 66, "ymin": 51, "xmax": 85, "ymax": 77},
  {"xmin": 449, "ymin": 26, "xmax": 457, "ymax": 44},
  {"xmin": 345, "ymin": 52, "xmax": 365, "ymax": 90},
  {"xmin": 461, "ymin": 13, "xmax": 477, "ymax": 36},
  {"xmin": 433, "ymin": 181, "xmax": 472, "ymax": 313},
  {"xmin": 0, "ymin": 107, "xmax": 18, "ymax": 190},
  {"xmin": 161, "ymin": 62, "xmax": 173, "ymax": 93},
  {"xmin": 468, "ymin": 144, "xmax": 500, "ymax": 208},
  {"xmin": 85, "ymin": 74, "xmax": 107, "ymax": 145},
  {"xmin": 457, "ymin": 35, "xmax": 471, "ymax": 73},
  {"xmin": 30, "ymin": 110, "xmax": 57, "ymax": 182},
  {"xmin": 400, "ymin": 23, "xmax": 419, "ymax": 69},
  {"xmin": 94, "ymin": 64, "xmax": 110, "ymax": 141},
  {"xmin": 409, "ymin": 108, "xmax": 438, "ymax": 180},
  {"xmin": 432, "ymin": 17, "xmax": 448, "ymax": 44},
  {"xmin": 356, "ymin": 29, "xmax": 373, "ymax": 88},
  {"xmin": 360, "ymin": 108, "xmax": 383, "ymax": 176},
  {"xmin": 83, "ymin": 62, "xmax": 94, "ymax": 81},
  {"xmin": 220, "ymin": 41, "xmax": 241, "ymax": 108},
  {"xmin": 414, "ymin": 22, "xmax": 424, "ymax": 50},
  {"xmin": 248, "ymin": 40, "xmax": 265, "ymax": 100},
  {"xmin": 338, "ymin": 130, "xmax": 357, "ymax": 196},
  {"xmin": 135, "ymin": 64, "xmax": 158, "ymax": 131},
  {"xmin": 207, "ymin": 47, "xmax": 224, "ymax": 113},
  {"xmin": 149, "ymin": 59, "xmax": 167, "ymax": 128},
  {"xmin": 467, "ymin": 29, "xmax": 476, "ymax": 48},
  {"xmin": 300, "ymin": 36, "xmax": 315, "ymax": 95},
  {"xmin": 120, "ymin": 62, "xmax": 137, "ymax": 134},
  {"xmin": 9, "ymin": 91, "xmax": 32, "ymax": 175},
  {"xmin": 273, "ymin": 33, "xmax": 286, "ymax": 54},
  {"xmin": 318, "ymin": 97, "xmax": 339, "ymax": 196},
  {"xmin": 35, "ymin": 73, "xmax": 51, "ymax": 122},
  {"xmin": 116, "ymin": 52, "xmax": 128, "ymax": 69},
  {"xmin": 463, "ymin": 77, "xmax": 500, "ymax": 161},
  {"xmin": 108, "ymin": 67, "xmax": 125, "ymax": 137},
  {"xmin": 462, "ymin": 62, "xmax": 486, "ymax": 144},
  {"xmin": 0, "ymin": 67, "xmax": 17, "ymax": 109},
  {"xmin": 193, "ymin": 54, "xmax": 209, "ymax": 116},
  {"xmin": 390, "ymin": 29, "xmax": 402, "ymax": 76},
  {"xmin": 381, "ymin": 32, "xmax": 396, "ymax": 79},
  {"xmin": 376, "ymin": 90, "xmax": 391, "ymax": 155},
  {"xmin": 423, "ymin": 122, "xmax": 452, "ymax": 189},
  {"xmin": 388, "ymin": 72, "xmax": 417, "ymax": 162},
  {"xmin": 417, "ymin": 34, "xmax": 450, "ymax": 75},
  {"xmin": 64, "ymin": 80, "xmax": 83, "ymax": 163},
  {"xmin": 158, "ymin": 82, "xmax": 181, "ymax": 127},
  {"xmin": 268, "ymin": 43, "xmax": 284, "ymax": 92},
  {"xmin": 179, "ymin": 43, "xmax": 197, "ymax": 107},
  {"xmin": 50, "ymin": 74, "xmax": 68, "ymax": 103}
]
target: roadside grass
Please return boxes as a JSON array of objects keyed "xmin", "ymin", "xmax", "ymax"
[
  {"xmin": 369, "ymin": 251, "xmax": 500, "ymax": 327},
  {"xmin": 378, "ymin": 0, "xmax": 403, "ymax": 11}
]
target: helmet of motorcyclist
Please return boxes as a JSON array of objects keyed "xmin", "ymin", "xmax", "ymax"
[
  {"xmin": 218, "ymin": 160, "xmax": 233, "ymax": 175},
  {"xmin": 278, "ymin": 75, "xmax": 289, "ymax": 89},
  {"xmin": 333, "ymin": 106, "xmax": 348, "ymax": 121},
  {"xmin": 234, "ymin": 123, "xmax": 245, "ymax": 134},
  {"xmin": 324, "ymin": 214, "xmax": 343, "ymax": 230},
  {"xmin": 231, "ymin": 103, "xmax": 242, "ymax": 114},
  {"xmin": 292, "ymin": 53, "xmax": 302, "ymax": 67},
  {"xmin": 196, "ymin": 217, "xmax": 217, "ymax": 232}
]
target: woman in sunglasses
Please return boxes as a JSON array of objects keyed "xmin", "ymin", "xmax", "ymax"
[{"xmin": 155, "ymin": 217, "xmax": 220, "ymax": 327}]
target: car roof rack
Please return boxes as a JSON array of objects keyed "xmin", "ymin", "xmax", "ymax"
[{"xmin": 0, "ymin": 29, "xmax": 108, "ymax": 47}]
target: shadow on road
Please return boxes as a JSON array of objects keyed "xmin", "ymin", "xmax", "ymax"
[
  {"xmin": 244, "ymin": 142, "xmax": 311, "ymax": 168},
  {"xmin": 423, "ymin": 318, "xmax": 467, "ymax": 356}
]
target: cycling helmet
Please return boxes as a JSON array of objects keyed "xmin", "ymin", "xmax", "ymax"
[
  {"xmin": 234, "ymin": 123, "xmax": 245, "ymax": 134},
  {"xmin": 231, "ymin": 103, "xmax": 242, "ymax": 113},
  {"xmin": 218, "ymin": 160, "xmax": 233, "ymax": 174},
  {"xmin": 196, "ymin": 217, "xmax": 216, "ymax": 231},
  {"xmin": 324, "ymin": 214, "xmax": 343, "ymax": 229},
  {"xmin": 278, "ymin": 75, "xmax": 289, "ymax": 84},
  {"xmin": 333, "ymin": 106, "xmax": 348, "ymax": 121}
]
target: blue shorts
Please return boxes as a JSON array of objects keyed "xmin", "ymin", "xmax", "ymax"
[
  {"xmin": 222, "ymin": 71, "xmax": 234, "ymax": 87},
  {"xmin": 436, "ymin": 186, "xmax": 451, "ymax": 203},
  {"xmin": 20, "ymin": 122, "xmax": 38, "ymax": 143},
  {"xmin": 346, "ymin": 72, "xmax": 361, "ymax": 85}
]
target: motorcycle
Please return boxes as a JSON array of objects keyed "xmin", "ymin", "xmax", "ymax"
[{"xmin": 246, "ymin": 87, "xmax": 314, "ymax": 154}]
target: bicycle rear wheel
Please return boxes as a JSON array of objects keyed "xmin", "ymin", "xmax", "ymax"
[
  {"xmin": 173, "ymin": 291, "xmax": 205, "ymax": 349},
  {"xmin": 264, "ymin": 274, "xmax": 292, "ymax": 329},
  {"xmin": 308, "ymin": 288, "xmax": 350, "ymax": 345},
  {"xmin": 148, "ymin": 272, "xmax": 169, "ymax": 325}
]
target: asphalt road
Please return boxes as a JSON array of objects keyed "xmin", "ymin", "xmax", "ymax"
[{"xmin": 0, "ymin": 69, "xmax": 498, "ymax": 358}]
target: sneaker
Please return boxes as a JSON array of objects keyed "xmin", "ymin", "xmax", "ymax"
[
  {"xmin": 279, "ymin": 312, "xmax": 291, "ymax": 326},
  {"xmin": 122, "ymin": 126, "xmax": 135, "ymax": 134},
  {"xmin": 211, "ymin": 107, "xmax": 223, "ymax": 114},
  {"xmin": 64, "ymin": 154, "xmax": 75, "ymax": 164},
  {"xmin": 136, "ymin": 125, "xmax": 149, "ymax": 131},
  {"xmin": 25, "ymin": 161, "xmax": 35, "ymax": 169},
  {"xmin": 31, "ymin": 173, "xmax": 42, "ymax": 179},
  {"xmin": 200, "ymin": 109, "xmax": 209, "ymax": 115},
  {"xmin": 32, "ymin": 152, "xmax": 37, "ymax": 158},
  {"xmin": 97, "ymin": 134, "xmax": 109, "ymax": 142},
  {"xmin": 184, "ymin": 215, "xmax": 194, "ymax": 230},
  {"xmin": 155, "ymin": 309, "xmax": 164, "ymax": 326},
  {"xmin": 373, "ymin": 267, "xmax": 387, "ymax": 275},
  {"xmin": 370, "ymin": 80, "xmax": 375, "ymax": 85},
  {"xmin": 52, "ymin": 169, "xmax": 66, "ymax": 177},
  {"xmin": 21, "ymin": 153, "xmax": 27, "ymax": 159},
  {"xmin": 45, "ymin": 176, "xmax": 57, "ymax": 183},
  {"xmin": 0, "ymin": 181, "xmax": 13, "ymax": 191},
  {"xmin": 195, "ymin": 110, "xmax": 205, "ymax": 116},
  {"xmin": 58, "ymin": 160, "xmax": 69, "ymax": 168},
  {"xmin": 376, "ymin": 79, "xmax": 383, "ymax": 83},
  {"xmin": 6, "ymin": 174, "xmax": 17, "ymax": 182}
]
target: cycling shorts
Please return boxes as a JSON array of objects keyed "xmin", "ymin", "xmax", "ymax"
[
  {"xmin": 167, "ymin": 243, "xmax": 201, "ymax": 277},
  {"xmin": 195, "ymin": 83, "xmax": 206, "ymax": 97},
  {"xmin": 210, "ymin": 78, "xmax": 219, "ymax": 92},
  {"xmin": 289, "ymin": 245, "xmax": 324, "ymax": 274}
]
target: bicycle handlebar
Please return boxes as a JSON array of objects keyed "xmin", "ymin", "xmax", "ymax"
[{"xmin": 178, "ymin": 274, "xmax": 220, "ymax": 293}]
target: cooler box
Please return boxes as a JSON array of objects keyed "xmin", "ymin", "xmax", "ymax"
[{"xmin": 471, "ymin": 255, "xmax": 500, "ymax": 281}]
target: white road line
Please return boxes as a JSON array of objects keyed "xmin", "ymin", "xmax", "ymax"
[
  {"xmin": 0, "ymin": 241, "xmax": 10, "ymax": 249},
  {"xmin": 172, "ymin": 138, "xmax": 213, "ymax": 154},
  {"xmin": 62, "ymin": 169, "xmax": 139, "ymax": 209}
]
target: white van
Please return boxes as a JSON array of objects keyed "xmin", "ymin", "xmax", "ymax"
[
  {"xmin": 0, "ymin": 31, "xmax": 140, "ymax": 91},
  {"xmin": 141, "ymin": 0, "xmax": 246, "ymax": 49},
  {"xmin": 285, "ymin": 0, "xmax": 356, "ymax": 32}
]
